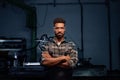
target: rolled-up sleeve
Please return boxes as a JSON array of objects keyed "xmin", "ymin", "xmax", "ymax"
[
  {"xmin": 40, "ymin": 42, "xmax": 49, "ymax": 62},
  {"xmin": 68, "ymin": 42, "xmax": 78, "ymax": 68}
]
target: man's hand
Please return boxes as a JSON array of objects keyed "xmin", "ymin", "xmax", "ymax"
[
  {"xmin": 65, "ymin": 55, "xmax": 71, "ymax": 61},
  {"xmin": 57, "ymin": 55, "xmax": 71, "ymax": 68},
  {"xmin": 60, "ymin": 55, "xmax": 70, "ymax": 61}
]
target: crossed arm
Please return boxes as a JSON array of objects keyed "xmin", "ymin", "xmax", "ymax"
[{"xmin": 41, "ymin": 51, "xmax": 71, "ymax": 68}]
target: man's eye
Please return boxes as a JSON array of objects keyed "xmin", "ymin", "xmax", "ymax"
[
  {"xmin": 61, "ymin": 27, "xmax": 64, "ymax": 29},
  {"xmin": 55, "ymin": 27, "xmax": 59, "ymax": 29},
  {"xmin": 55, "ymin": 27, "xmax": 64, "ymax": 29}
]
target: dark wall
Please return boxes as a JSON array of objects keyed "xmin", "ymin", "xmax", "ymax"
[{"xmin": 0, "ymin": 0, "xmax": 120, "ymax": 70}]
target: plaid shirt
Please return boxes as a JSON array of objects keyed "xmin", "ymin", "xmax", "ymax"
[{"xmin": 41, "ymin": 37, "xmax": 78, "ymax": 68}]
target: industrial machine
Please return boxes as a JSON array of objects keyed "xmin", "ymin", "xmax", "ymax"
[{"xmin": 0, "ymin": 37, "xmax": 26, "ymax": 72}]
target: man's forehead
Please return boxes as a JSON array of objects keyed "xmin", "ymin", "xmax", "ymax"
[{"xmin": 54, "ymin": 23, "xmax": 65, "ymax": 27}]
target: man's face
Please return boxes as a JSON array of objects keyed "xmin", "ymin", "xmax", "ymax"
[{"xmin": 54, "ymin": 23, "xmax": 65, "ymax": 39}]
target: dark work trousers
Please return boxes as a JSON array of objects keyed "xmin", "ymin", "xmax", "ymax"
[{"xmin": 44, "ymin": 67, "xmax": 73, "ymax": 80}]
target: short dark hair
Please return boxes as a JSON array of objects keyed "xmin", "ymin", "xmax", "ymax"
[{"xmin": 53, "ymin": 18, "xmax": 66, "ymax": 26}]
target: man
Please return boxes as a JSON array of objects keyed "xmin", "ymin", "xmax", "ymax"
[{"xmin": 41, "ymin": 18, "xmax": 78, "ymax": 80}]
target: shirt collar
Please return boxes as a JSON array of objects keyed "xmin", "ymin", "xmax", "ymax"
[{"xmin": 52, "ymin": 37, "xmax": 67, "ymax": 44}]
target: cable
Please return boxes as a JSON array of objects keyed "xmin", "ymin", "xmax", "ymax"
[{"xmin": 20, "ymin": 34, "xmax": 49, "ymax": 52}]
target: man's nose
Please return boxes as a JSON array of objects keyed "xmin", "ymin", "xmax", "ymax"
[{"xmin": 58, "ymin": 28, "xmax": 62, "ymax": 32}]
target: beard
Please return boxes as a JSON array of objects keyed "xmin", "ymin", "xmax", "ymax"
[{"xmin": 55, "ymin": 32, "xmax": 64, "ymax": 39}]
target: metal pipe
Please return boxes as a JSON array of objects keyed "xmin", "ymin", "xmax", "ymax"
[
  {"xmin": 106, "ymin": 0, "xmax": 112, "ymax": 71},
  {"xmin": 30, "ymin": 2, "xmax": 106, "ymax": 6},
  {"xmin": 53, "ymin": 0, "xmax": 56, "ymax": 7},
  {"xmin": 78, "ymin": 0, "xmax": 84, "ymax": 59}
]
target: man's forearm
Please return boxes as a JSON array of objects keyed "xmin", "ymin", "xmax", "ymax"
[
  {"xmin": 58, "ymin": 61, "xmax": 71, "ymax": 68},
  {"xmin": 41, "ymin": 52, "xmax": 71, "ymax": 67},
  {"xmin": 41, "ymin": 56, "xmax": 66, "ymax": 67}
]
